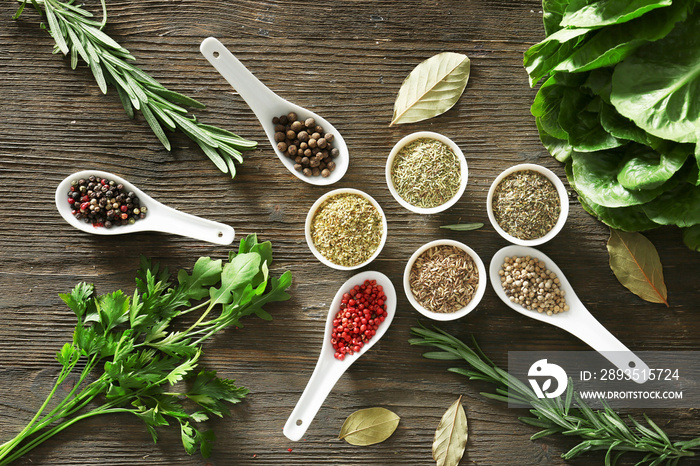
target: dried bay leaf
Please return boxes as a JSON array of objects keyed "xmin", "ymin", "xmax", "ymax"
[
  {"xmin": 338, "ymin": 407, "xmax": 400, "ymax": 446},
  {"xmin": 433, "ymin": 396, "xmax": 468, "ymax": 466},
  {"xmin": 607, "ymin": 228, "xmax": 669, "ymax": 306},
  {"xmin": 390, "ymin": 52, "xmax": 470, "ymax": 126}
]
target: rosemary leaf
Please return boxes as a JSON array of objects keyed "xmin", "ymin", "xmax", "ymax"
[
  {"xmin": 14, "ymin": 0, "xmax": 256, "ymax": 178},
  {"xmin": 440, "ymin": 223, "xmax": 484, "ymax": 231},
  {"xmin": 409, "ymin": 325, "xmax": 700, "ymax": 464}
]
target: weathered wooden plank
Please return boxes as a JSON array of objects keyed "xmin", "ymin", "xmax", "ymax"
[{"xmin": 1, "ymin": 0, "xmax": 699, "ymax": 465}]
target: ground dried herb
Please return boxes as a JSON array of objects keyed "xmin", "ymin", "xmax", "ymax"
[
  {"xmin": 409, "ymin": 245, "xmax": 478, "ymax": 313},
  {"xmin": 310, "ymin": 193, "xmax": 383, "ymax": 267},
  {"xmin": 491, "ymin": 170, "xmax": 560, "ymax": 240},
  {"xmin": 391, "ymin": 138, "xmax": 461, "ymax": 209}
]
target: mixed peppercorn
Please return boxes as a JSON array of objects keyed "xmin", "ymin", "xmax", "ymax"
[
  {"xmin": 273, "ymin": 112, "xmax": 338, "ymax": 177},
  {"xmin": 331, "ymin": 280, "xmax": 387, "ymax": 361},
  {"xmin": 67, "ymin": 176, "xmax": 146, "ymax": 228}
]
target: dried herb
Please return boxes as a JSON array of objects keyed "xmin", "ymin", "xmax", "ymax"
[
  {"xmin": 310, "ymin": 193, "xmax": 383, "ymax": 267},
  {"xmin": 391, "ymin": 138, "xmax": 461, "ymax": 209},
  {"xmin": 338, "ymin": 408, "xmax": 400, "ymax": 446},
  {"xmin": 410, "ymin": 325, "xmax": 700, "ymax": 464},
  {"xmin": 433, "ymin": 396, "xmax": 468, "ymax": 466},
  {"xmin": 607, "ymin": 228, "xmax": 669, "ymax": 306},
  {"xmin": 409, "ymin": 245, "xmax": 478, "ymax": 313},
  {"xmin": 492, "ymin": 170, "xmax": 561, "ymax": 240},
  {"xmin": 391, "ymin": 52, "xmax": 471, "ymax": 126},
  {"xmin": 440, "ymin": 223, "xmax": 484, "ymax": 231}
]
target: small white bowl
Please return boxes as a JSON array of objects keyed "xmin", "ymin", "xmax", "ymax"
[
  {"xmin": 403, "ymin": 239, "xmax": 487, "ymax": 321},
  {"xmin": 305, "ymin": 188, "xmax": 388, "ymax": 270},
  {"xmin": 386, "ymin": 131, "xmax": 468, "ymax": 214},
  {"xmin": 486, "ymin": 163, "xmax": 569, "ymax": 246}
]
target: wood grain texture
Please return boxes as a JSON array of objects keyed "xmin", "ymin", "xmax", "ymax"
[{"xmin": 1, "ymin": 0, "xmax": 699, "ymax": 465}]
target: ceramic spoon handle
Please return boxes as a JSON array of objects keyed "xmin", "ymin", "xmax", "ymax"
[
  {"xmin": 283, "ymin": 355, "xmax": 346, "ymax": 441},
  {"xmin": 200, "ymin": 37, "xmax": 280, "ymax": 121},
  {"xmin": 151, "ymin": 204, "xmax": 234, "ymax": 245},
  {"xmin": 563, "ymin": 303, "xmax": 650, "ymax": 383}
]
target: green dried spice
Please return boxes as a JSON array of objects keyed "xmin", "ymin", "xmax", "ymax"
[
  {"xmin": 492, "ymin": 170, "xmax": 561, "ymax": 240},
  {"xmin": 311, "ymin": 193, "xmax": 383, "ymax": 267},
  {"xmin": 391, "ymin": 138, "xmax": 461, "ymax": 208}
]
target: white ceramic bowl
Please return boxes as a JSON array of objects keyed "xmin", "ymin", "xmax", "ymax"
[
  {"xmin": 403, "ymin": 239, "xmax": 487, "ymax": 321},
  {"xmin": 486, "ymin": 163, "xmax": 569, "ymax": 246},
  {"xmin": 305, "ymin": 188, "xmax": 388, "ymax": 270},
  {"xmin": 386, "ymin": 131, "xmax": 468, "ymax": 214}
]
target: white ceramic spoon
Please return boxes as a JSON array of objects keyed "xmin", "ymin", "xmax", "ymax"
[
  {"xmin": 283, "ymin": 271, "xmax": 397, "ymax": 441},
  {"xmin": 200, "ymin": 37, "xmax": 349, "ymax": 186},
  {"xmin": 489, "ymin": 245, "xmax": 649, "ymax": 384},
  {"xmin": 55, "ymin": 170, "xmax": 234, "ymax": 245}
]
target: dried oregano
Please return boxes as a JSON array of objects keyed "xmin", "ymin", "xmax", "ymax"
[{"xmin": 491, "ymin": 170, "xmax": 560, "ymax": 240}]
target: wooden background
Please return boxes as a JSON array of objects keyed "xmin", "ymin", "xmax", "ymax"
[{"xmin": 1, "ymin": 0, "xmax": 699, "ymax": 464}]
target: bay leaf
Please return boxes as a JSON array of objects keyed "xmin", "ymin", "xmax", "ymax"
[
  {"xmin": 607, "ymin": 228, "xmax": 669, "ymax": 306},
  {"xmin": 433, "ymin": 396, "xmax": 468, "ymax": 466},
  {"xmin": 338, "ymin": 407, "xmax": 399, "ymax": 446},
  {"xmin": 390, "ymin": 52, "xmax": 470, "ymax": 126}
]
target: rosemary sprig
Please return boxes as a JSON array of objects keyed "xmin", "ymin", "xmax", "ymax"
[
  {"xmin": 409, "ymin": 325, "xmax": 700, "ymax": 465},
  {"xmin": 13, "ymin": 0, "xmax": 257, "ymax": 178}
]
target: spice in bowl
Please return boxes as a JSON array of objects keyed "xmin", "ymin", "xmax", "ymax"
[
  {"xmin": 272, "ymin": 112, "xmax": 338, "ymax": 178},
  {"xmin": 331, "ymin": 279, "xmax": 388, "ymax": 360},
  {"xmin": 66, "ymin": 175, "xmax": 146, "ymax": 228},
  {"xmin": 390, "ymin": 137, "xmax": 461, "ymax": 209},
  {"xmin": 498, "ymin": 255, "xmax": 569, "ymax": 316},
  {"xmin": 408, "ymin": 245, "xmax": 479, "ymax": 313},
  {"xmin": 310, "ymin": 193, "xmax": 384, "ymax": 267},
  {"xmin": 491, "ymin": 170, "xmax": 561, "ymax": 240}
]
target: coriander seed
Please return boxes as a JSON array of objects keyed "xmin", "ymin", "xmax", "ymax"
[{"xmin": 499, "ymin": 255, "xmax": 568, "ymax": 316}]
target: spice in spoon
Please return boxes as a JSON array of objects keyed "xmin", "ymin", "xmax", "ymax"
[
  {"xmin": 391, "ymin": 138, "xmax": 461, "ymax": 209},
  {"xmin": 310, "ymin": 193, "xmax": 383, "ymax": 267},
  {"xmin": 499, "ymin": 255, "xmax": 569, "ymax": 316},
  {"xmin": 491, "ymin": 170, "xmax": 561, "ymax": 240},
  {"xmin": 409, "ymin": 245, "xmax": 478, "ymax": 313},
  {"xmin": 331, "ymin": 279, "xmax": 387, "ymax": 360},
  {"xmin": 67, "ymin": 175, "xmax": 146, "ymax": 228}
]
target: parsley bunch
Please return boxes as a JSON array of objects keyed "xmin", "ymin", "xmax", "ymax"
[
  {"xmin": 0, "ymin": 235, "xmax": 292, "ymax": 464},
  {"xmin": 410, "ymin": 325, "xmax": 700, "ymax": 465},
  {"xmin": 13, "ymin": 0, "xmax": 257, "ymax": 178}
]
